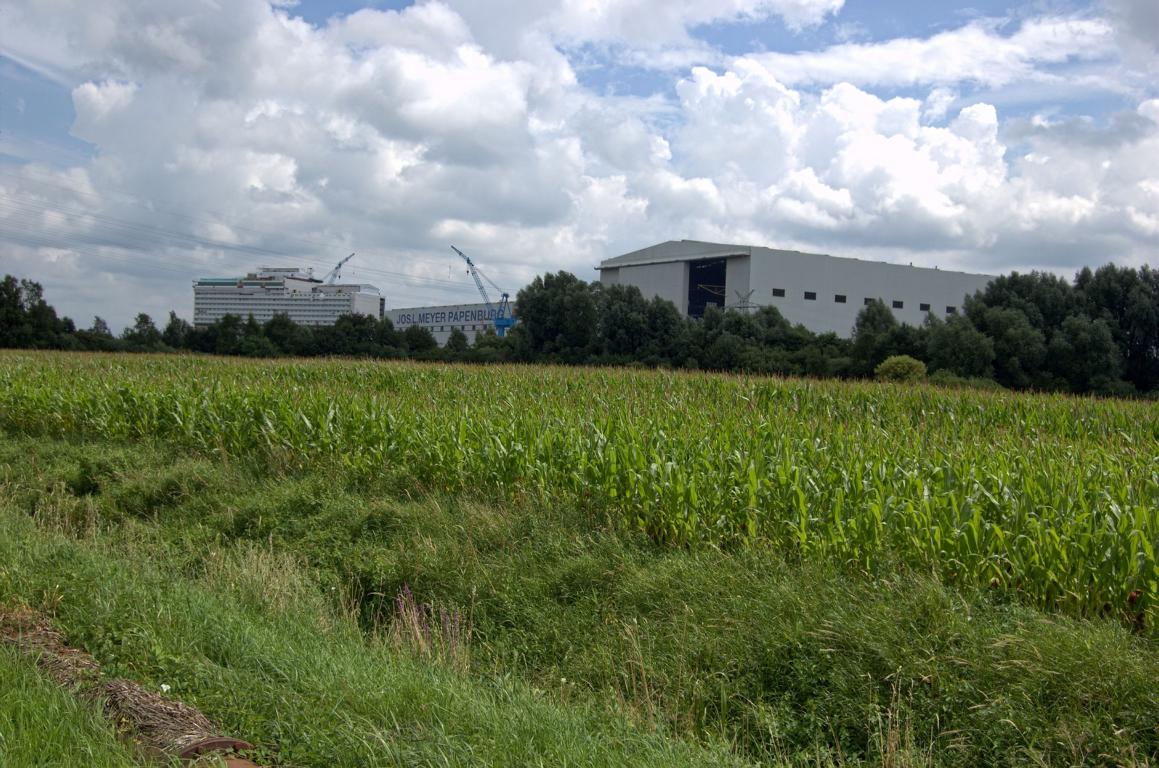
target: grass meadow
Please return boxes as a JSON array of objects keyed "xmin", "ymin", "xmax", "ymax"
[{"xmin": 0, "ymin": 351, "xmax": 1155, "ymax": 766}]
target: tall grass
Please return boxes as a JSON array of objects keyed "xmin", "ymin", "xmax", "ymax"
[
  {"xmin": 1, "ymin": 351, "xmax": 1155, "ymax": 624},
  {"xmin": 0, "ymin": 648, "xmax": 143, "ymax": 767},
  {"xmin": 3, "ymin": 434, "xmax": 1156, "ymax": 766},
  {"xmin": 0, "ymin": 506, "xmax": 747, "ymax": 768}
]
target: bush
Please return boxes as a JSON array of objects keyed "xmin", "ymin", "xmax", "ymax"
[{"xmin": 874, "ymin": 354, "xmax": 926, "ymax": 382}]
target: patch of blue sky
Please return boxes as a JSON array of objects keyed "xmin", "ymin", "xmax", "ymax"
[
  {"xmin": 688, "ymin": 14, "xmax": 833, "ymax": 55},
  {"xmin": 567, "ymin": 45, "xmax": 683, "ymax": 98},
  {"xmin": 969, "ymin": 54, "xmax": 1147, "ymax": 120},
  {"xmin": 0, "ymin": 57, "xmax": 93, "ymax": 167},
  {"xmin": 283, "ymin": 0, "xmax": 414, "ymax": 26},
  {"xmin": 982, "ymin": 85, "xmax": 1145, "ymax": 124},
  {"xmin": 688, "ymin": 0, "xmax": 1028, "ymax": 56},
  {"xmin": 829, "ymin": 0, "xmax": 1029, "ymax": 39},
  {"xmin": 834, "ymin": 75, "xmax": 1133, "ymax": 121}
]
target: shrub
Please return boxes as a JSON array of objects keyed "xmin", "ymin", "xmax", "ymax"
[{"xmin": 875, "ymin": 354, "xmax": 926, "ymax": 382}]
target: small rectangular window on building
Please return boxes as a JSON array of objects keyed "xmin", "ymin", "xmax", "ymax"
[
  {"xmin": 920, "ymin": 303, "xmax": 931, "ymax": 312},
  {"xmin": 834, "ymin": 294, "xmax": 847, "ymax": 303},
  {"xmin": 946, "ymin": 306, "xmax": 957, "ymax": 314},
  {"xmin": 892, "ymin": 300, "xmax": 904, "ymax": 309},
  {"xmin": 772, "ymin": 288, "xmax": 785, "ymax": 297},
  {"xmin": 864, "ymin": 297, "xmax": 874, "ymax": 306},
  {"xmin": 804, "ymin": 291, "xmax": 817, "ymax": 301}
]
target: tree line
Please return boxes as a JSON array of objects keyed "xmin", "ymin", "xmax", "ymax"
[
  {"xmin": 507, "ymin": 265, "xmax": 1158, "ymax": 396},
  {"xmin": 2, "ymin": 262, "xmax": 1157, "ymax": 396}
]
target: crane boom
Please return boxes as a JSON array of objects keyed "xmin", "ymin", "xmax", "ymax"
[
  {"xmin": 452, "ymin": 245, "xmax": 492, "ymax": 306},
  {"xmin": 451, "ymin": 245, "xmax": 515, "ymax": 337},
  {"xmin": 324, "ymin": 253, "xmax": 355, "ymax": 284}
]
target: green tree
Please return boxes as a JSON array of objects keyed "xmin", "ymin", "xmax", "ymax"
[
  {"xmin": 90, "ymin": 317, "xmax": 112, "ymax": 338},
  {"xmin": 74, "ymin": 315, "xmax": 120, "ymax": 352},
  {"xmin": 122, "ymin": 313, "xmax": 164, "ymax": 350},
  {"xmin": 375, "ymin": 317, "xmax": 401, "ymax": 351},
  {"xmin": 445, "ymin": 328, "xmax": 469, "ymax": 356},
  {"xmin": 329, "ymin": 314, "xmax": 381, "ymax": 356},
  {"xmin": 640, "ymin": 296, "xmax": 687, "ymax": 366},
  {"xmin": 704, "ymin": 331, "xmax": 747, "ymax": 371},
  {"xmin": 799, "ymin": 332, "xmax": 853, "ymax": 378},
  {"xmin": 402, "ymin": 324, "xmax": 438, "ymax": 355},
  {"xmin": 1076, "ymin": 264, "xmax": 1159, "ymax": 392},
  {"xmin": 0, "ymin": 275, "xmax": 74, "ymax": 348},
  {"xmin": 471, "ymin": 328, "xmax": 512, "ymax": 363},
  {"xmin": 237, "ymin": 332, "xmax": 278, "ymax": 357},
  {"xmin": 597, "ymin": 284, "xmax": 651, "ymax": 361},
  {"xmin": 970, "ymin": 306, "xmax": 1045, "ymax": 389},
  {"xmin": 968, "ymin": 271, "xmax": 1082, "ymax": 342},
  {"xmin": 263, "ymin": 313, "xmax": 300, "ymax": 354},
  {"xmin": 850, "ymin": 300, "xmax": 899, "ymax": 376},
  {"xmin": 231, "ymin": 315, "xmax": 276, "ymax": 357},
  {"xmin": 755, "ymin": 305, "xmax": 806, "ymax": 351},
  {"xmin": 514, "ymin": 271, "xmax": 598, "ymax": 363},
  {"xmin": 161, "ymin": 311, "xmax": 193, "ymax": 349},
  {"xmin": 0, "ymin": 276, "xmax": 24, "ymax": 345},
  {"xmin": 1047, "ymin": 314, "xmax": 1124, "ymax": 393},
  {"xmin": 684, "ymin": 304, "xmax": 725, "ymax": 370},
  {"xmin": 926, "ymin": 314, "xmax": 995, "ymax": 380},
  {"xmin": 206, "ymin": 314, "xmax": 243, "ymax": 355}
]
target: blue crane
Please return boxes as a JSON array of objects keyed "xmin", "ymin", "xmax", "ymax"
[
  {"xmin": 451, "ymin": 245, "xmax": 514, "ymax": 337},
  {"xmin": 323, "ymin": 253, "xmax": 355, "ymax": 284}
]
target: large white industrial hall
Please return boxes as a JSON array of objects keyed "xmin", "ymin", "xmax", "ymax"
[{"xmin": 597, "ymin": 240, "xmax": 995, "ymax": 336}]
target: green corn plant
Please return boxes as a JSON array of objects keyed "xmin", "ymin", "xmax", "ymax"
[{"xmin": 0, "ymin": 351, "xmax": 1155, "ymax": 630}]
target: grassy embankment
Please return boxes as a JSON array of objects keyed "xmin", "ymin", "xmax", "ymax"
[
  {"xmin": 0, "ymin": 646, "xmax": 141, "ymax": 768},
  {"xmin": 1, "ymin": 447, "xmax": 742, "ymax": 767},
  {"xmin": 0, "ymin": 351, "xmax": 1156, "ymax": 766}
]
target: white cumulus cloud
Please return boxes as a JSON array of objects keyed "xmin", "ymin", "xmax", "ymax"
[
  {"xmin": 0, "ymin": 0, "xmax": 1155, "ymax": 330},
  {"xmin": 748, "ymin": 16, "xmax": 1116, "ymax": 88}
]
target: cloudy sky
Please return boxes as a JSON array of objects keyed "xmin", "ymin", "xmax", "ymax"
[{"xmin": 1, "ymin": 0, "xmax": 1156, "ymax": 330}]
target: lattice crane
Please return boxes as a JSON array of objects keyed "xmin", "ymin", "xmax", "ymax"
[
  {"xmin": 451, "ymin": 245, "xmax": 514, "ymax": 337},
  {"xmin": 324, "ymin": 253, "xmax": 355, "ymax": 284}
]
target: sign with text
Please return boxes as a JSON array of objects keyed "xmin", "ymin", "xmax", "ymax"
[{"xmin": 388, "ymin": 303, "xmax": 515, "ymax": 329}]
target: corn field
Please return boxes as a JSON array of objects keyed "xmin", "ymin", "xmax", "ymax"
[{"xmin": 1, "ymin": 351, "xmax": 1155, "ymax": 625}]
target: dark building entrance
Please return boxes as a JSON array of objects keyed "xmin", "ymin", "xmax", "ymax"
[{"xmin": 687, "ymin": 258, "xmax": 727, "ymax": 318}]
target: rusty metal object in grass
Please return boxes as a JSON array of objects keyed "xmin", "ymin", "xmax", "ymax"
[
  {"xmin": 220, "ymin": 758, "xmax": 263, "ymax": 768},
  {"xmin": 98, "ymin": 677, "xmax": 247, "ymax": 761},
  {"xmin": 179, "ymin": 736, "xmax": 256, "ymax": 759},
  {"xmin": 182, "ymin": 737, "xmax": 262, "ymax": 768},
  {"xmin": 1, "ymin": 606, "xmax": 264, "ymax": 766}
]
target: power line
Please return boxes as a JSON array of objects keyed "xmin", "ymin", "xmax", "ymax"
[
  {"xmin": 0, "ymin": 167, "xmax": 514, "ymax": 304},
  {"xmin": 0, "ymin": 197, "xmax": 290, "ymax": 259},
  {"xmin": 0, "ymin": 197, "xmax": 480, "ymax": 294},
  {"xmin": 0, "ymin": 227, "xmax": 454, "ymax": 309},
  {"xmin": 0, "ymin": 229, "xmax": 222, "ymax": 280},
  {"xmin": 0, "ymin": 214, "xmax": 463, "ymax": 305},
  {"xmin": 0, "ymin": 167, "xmax": 359, "ymax": 257},
  {"xmin": 0, "ymin": 166, "xmax": 462, "ymax": 269}
]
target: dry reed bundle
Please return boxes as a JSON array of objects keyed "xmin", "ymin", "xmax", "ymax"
[{"xmin": 1, "ymin": 606, "xmax": 260, "ymax": 766}]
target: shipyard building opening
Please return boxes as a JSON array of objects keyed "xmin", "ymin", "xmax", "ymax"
[{"xmin": 687, "ymin": 258, "xmax": 727, "ymax": 318}]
